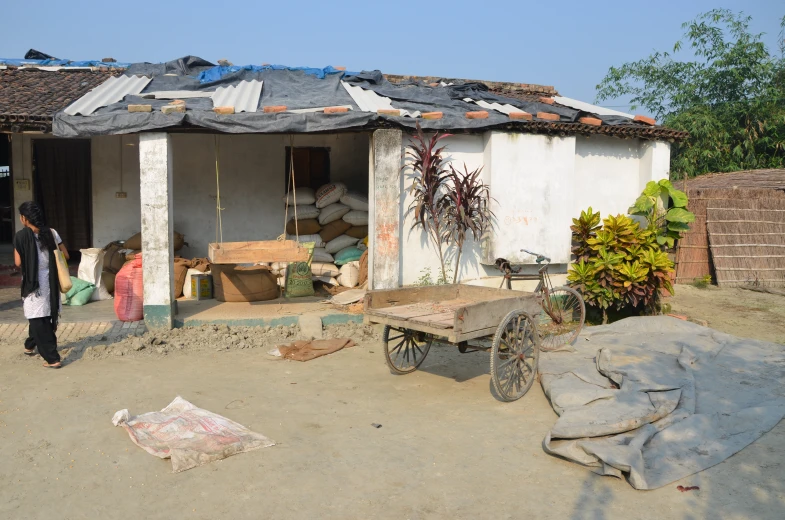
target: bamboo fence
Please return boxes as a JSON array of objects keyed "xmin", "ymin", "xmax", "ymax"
[{"xmin": 673, "ymin": 169, "xmax": 785, "ymax": 285}]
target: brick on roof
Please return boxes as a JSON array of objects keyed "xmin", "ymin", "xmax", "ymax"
[{"xmin": 0, "ymin": 68, "xmax": 119, "ymax": 131}]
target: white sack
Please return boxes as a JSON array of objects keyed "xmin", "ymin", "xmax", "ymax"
[{"xmin": 79, "ymin": 248, "xmax": 112, "ymax": 301}]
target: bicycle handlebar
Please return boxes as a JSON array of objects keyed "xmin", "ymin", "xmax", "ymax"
[{"xmin": 520, "ymin": 249, "xmax": 551, "ymax": 263}]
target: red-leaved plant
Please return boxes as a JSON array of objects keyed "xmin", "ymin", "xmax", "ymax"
[
  {"xmin": 407, "ymin": 122, "xmax": 452, "ymax": 282},
  {"xmin": 440, "ymin": 164, "xmax": 494, "ymax": 283}
]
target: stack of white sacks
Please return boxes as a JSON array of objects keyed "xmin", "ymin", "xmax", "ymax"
[{"xmin": 277, "ymin": 182, "xmax": 368, "ymax": 288}]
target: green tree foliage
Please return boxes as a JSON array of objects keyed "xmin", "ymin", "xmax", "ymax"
[{"xmin": 596, "ymin": 10, "xmax": 785, "ymax": 179}]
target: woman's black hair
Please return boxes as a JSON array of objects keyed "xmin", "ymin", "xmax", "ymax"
[{"xmin": 18, "ymin": 201, "xmax": 57, "ymax": 251}]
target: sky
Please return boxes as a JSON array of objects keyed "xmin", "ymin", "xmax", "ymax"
[{"xmin": 1, "ymin": 0, "xmax": 782, "ymax": 112}]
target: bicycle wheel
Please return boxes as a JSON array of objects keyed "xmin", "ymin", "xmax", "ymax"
[
  {"xmin": 537, "ymin": 286, "xmax": 585, "ymax": 351},
  {"xmin": 383, "ymin": 326, "xmax": 432, "ymax": 374},
  {"xmin": 490, "ymin": 310, "xmax": 539, "ymax": 401}
]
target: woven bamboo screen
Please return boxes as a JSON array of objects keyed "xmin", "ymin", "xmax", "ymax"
[
  {"xmin": 706, "ymin": 197, "xmax": 785, "ymax": 287},
  {"xmin": 673, "ymin": 170, "xmax": 785, "ymax": 285}
]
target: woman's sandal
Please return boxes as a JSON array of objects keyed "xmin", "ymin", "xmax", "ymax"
[
  {"xmin": 23, "ymin": 349, "xmax": 36, "ymax": 356},
  {"xmin": 42, "ymin": 362, "xmax": 62, "ymax": 369}
]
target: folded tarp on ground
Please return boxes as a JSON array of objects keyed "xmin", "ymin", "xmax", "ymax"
[
  {"xmin": 112, "ymin": 396, "xmax": 274, "ymax": 472},
  {"xmin": 540, "ymin": 316, "xmax": 785, "ymax": 490},
  {"xmin": 277, "ymin": 338, "xmax": 355, "ymax": 361}
]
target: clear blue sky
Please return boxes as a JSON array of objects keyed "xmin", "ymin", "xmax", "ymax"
[{"xmin": 1, "ymin": 0, "xmax": 782, "ymax": 111}]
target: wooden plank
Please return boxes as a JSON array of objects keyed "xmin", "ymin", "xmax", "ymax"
[
  {"xmin": 363, "ymin": 315, "xmax": 458, "ymax": 343},
  {"xmin": 368, "ymin": 304, "xmax": 441, "ymax": 320},
  {"xmin": 409, "ymin": 312, "xmax": 455, "ymax": 329},
  {"xmin": 208, "ymin": 240, "xmax": 310, "ymax": 264},
  {"xmin": 457, "ymin": 295, "xmax": 540, "ymax": 336},
  {"xmin": 365, "ymin": 286, "xmax": 460, "ymax": 311}
]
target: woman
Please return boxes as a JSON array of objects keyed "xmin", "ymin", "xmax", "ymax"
[{"xmin": 13, "ymin": 201, "xmax": 69, "ymax": 369}]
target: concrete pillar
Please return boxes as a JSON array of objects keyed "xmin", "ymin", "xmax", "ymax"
[
  {"xmin": 368, "ymin": 129, "xmax": 402, "ymax": 289},
  {"xmin": 11, "ymin": 133, "xmax": 34, "ymax": 228},
  {"xmin": 138, "ymin": 133, "xmax": 175, "ymax": 329}
]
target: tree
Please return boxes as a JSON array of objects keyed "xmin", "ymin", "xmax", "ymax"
[{"xmin": 596, "ymin": 10, "xmax": 785, "ymax": 179}]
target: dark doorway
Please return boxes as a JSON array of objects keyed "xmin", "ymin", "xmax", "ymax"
[
  {"xmin": 32, "ymin": 139, "xmax": 92, "ymax": 253},
  {"xmin": 0, "ymin": 136, "xmax": 12, "ymax": 243},
  {"xmin": 284, "ymin": 147, "xmax": 330, "ymax": 191}
]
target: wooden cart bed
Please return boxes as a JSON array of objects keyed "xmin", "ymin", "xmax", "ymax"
[{"xmin": 364, "ymin": 285, "xmax": 540, "ymax": 343}]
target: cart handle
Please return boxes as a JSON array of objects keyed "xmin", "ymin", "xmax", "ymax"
[{"xmin": 520, "ymin": 249, "xmax": 551, "ymax": 264}]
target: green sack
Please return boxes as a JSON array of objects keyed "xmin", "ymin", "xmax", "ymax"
[
  {"xmin": 334, "ymin": 246, "xmax": 363, "ymax": 266},
  {"xmin": 64, "ymin": 276, "xmax": 96, "ymax": 306},
  {"xmin": 285, "ymin": 242, "xmax": 315, "ymax": 298}
]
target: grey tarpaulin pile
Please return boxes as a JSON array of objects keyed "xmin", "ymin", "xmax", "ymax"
[{"xmin": 539, "ymin": 316, "xmax": 785, "ymax": 489}]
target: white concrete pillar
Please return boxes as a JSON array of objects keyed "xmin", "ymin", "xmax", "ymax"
[
  {"xmin": 368, "ymin": 129, "xmax": 403, "ymax": 289},
  {"xmin": 138, "ymin": 133, "xmax": 175, "ymax": 329}
]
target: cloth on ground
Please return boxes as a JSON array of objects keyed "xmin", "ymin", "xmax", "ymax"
[
  {"xmin": 276, "ymin": 338, "xmax": 355, "ymax": 361},
  {"xmin": 540, "ymin": 316, "xmax": 785, "ymax": 490},
  {"xmin": 111, "ymin": 396, "xmax": 275, "ymax": 473}
]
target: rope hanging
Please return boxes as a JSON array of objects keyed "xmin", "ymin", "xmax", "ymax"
[
  {"xmin": 214, "ymin": 135, "xmax": 224, "ymax": 244},
  {"xmin": 279, "ymin": 134, "xmax": 299, "ymax": 242}
]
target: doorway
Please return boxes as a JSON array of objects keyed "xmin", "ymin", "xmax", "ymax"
[{"xmin": 32, "ymin": 139, "xmax": 92, "ymax": 254}]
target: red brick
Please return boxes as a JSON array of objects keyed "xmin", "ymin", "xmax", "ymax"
[
  {"xmin": 539, "ymin": 96, "xmax": 555, "ymax": 105},
  {"xmin": 262, "ymin": 62, "xmax": 270, "ymax": 66},
  {"xmin": 422, "ymin": 112, "xmax": 443, "ymax": 120},
  {"xmin": 578, "ymin": 116, "xmax": 602, "ymax": 126},
  {"xmin": 324, "ymin": 106, "xmax": 349, "ymax": 114},
  {"xmin": 509, "ymin": 111, "xmax": 532, "ymax": 120},
  {"xmin": 169, "ymin": 99, "xmax": 185, "ymax": 106},
  {"xmin": 334, "ymin": 66, "xmax": 346, "ymax": 71},
  {"xmin": 466, "ymin": 111, "xmax": 489, "ymax": 119},
  {"xmin": 377, "ymin": 109, "xmax": 401, "ymax": 116},
  {"xmin": 429, "ymin": 82, "xmax": 440, "ymax": 87},
  {"xmin": 536, "ymin": 112, "xmax": 559, "ymax": 121},
  {"xmin": 263, "ymin": 105, "xmax": 287, "ymax": 114},
  {"xmin": 213, "ymin": 106, "xmax": 235, "ymax": 115},
  {"xmin": 634, "ymin": 114, "xmax": 656, "ymax": 126},
  {"xmin": 667, "ymin": 313, "xmax": 688, "ymax": 321},
  {"xmin": 128, "ymin": 104, "xmax": 152, "ymax": 113}
]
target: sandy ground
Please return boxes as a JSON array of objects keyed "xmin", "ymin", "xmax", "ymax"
[{"xmin": 0, "ymin": 287, "xmax": 783, "ymax": 519}]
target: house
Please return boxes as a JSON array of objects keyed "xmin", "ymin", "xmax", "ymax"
[
  {"xmin": 1, "ymin": 55, "xmax": 687, "ymax": 328},
  {"xmin": 674, "ymin": 169, "xmax": 785, "ymax": 287}
]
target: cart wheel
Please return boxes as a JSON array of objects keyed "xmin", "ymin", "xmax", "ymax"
[
  {"xmin": 490, "ymin": 310, "xmax": 539, "ymax": 402},
  {"xmin": 383, "ymin": 326, "xmax": 432, "ymax": 375},
  {"xmin": 538, "ymin": 286, "xmax": 585, "ymax": 351}
]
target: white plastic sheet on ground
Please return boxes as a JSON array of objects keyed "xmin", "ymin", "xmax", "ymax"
[
  {"xmin": 540, "ymin": 316, "xmax": 785, "ymax": 490},
  {"xmin": 112, "ymin": 396, "xmax": 275, "ymax": 472}
]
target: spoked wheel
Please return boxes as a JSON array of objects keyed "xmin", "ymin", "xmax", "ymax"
[
  {"xmin": 383, "ymin": 326, "xmax": 432, "ymax": 374},
  {"xmin": 538, "ymin": 286, "xmax": 585, "ymax": 351},
  {"xmin": 490, "ymin": 311, "xmax": 540, "ymax": 402}
]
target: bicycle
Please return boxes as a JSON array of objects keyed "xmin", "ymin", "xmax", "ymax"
[{"xmin": 494, "ymin": 249, "xmax": 586, "ymax": 351}]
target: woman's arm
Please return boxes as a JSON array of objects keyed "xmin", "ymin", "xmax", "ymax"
[
  {"xmin": 58, "ymin": 243, "xmax": 70, "ymax": 261},
  {"xmin": 14, "ymin": 248, "xmax": 21, "ymax": 267}
]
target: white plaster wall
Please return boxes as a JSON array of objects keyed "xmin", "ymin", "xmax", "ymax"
[
  {"xmin": 574, "ymin": 135, "xmax": 641, "ymax": 218},
  {"xmin": 90, "ymin": 132, "xmax": 369, "ymax": 256},
  {"xmin": 485, "ymin": 132, "xmax": 577, "ymax": 265},
  {"xmin": 91, "ymin": 134, "xmax": 141, "ymax": 247},
  {"xmin": 399, "ymin": 133, "xmax": 490, "ymax": 285}
]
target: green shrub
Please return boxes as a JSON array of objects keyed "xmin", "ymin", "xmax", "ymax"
[{"xmin": 567, "ymin": 208, "xmax": 674, "ymax": 323}]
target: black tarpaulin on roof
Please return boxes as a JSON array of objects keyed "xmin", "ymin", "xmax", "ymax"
[{"xmin": 52, "ymin": 58, "xmax": 658, "ymax": 138}]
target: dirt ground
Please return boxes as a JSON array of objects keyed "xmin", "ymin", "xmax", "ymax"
[{"xmin": 0, "ymin": 286, "xmax": 783, "ymax": 519}]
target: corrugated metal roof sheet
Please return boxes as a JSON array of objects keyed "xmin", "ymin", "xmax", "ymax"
[
  {"xmin": 211, "ymin": 80, "xmax": 263, "ymax": 113},
  {"xmin": 341, "ymin": 81, "xmax": 420, "ymax": 118},
  {"xmin": 144, "ymin": 91, "xmax": 213, "ymax": 99},
  {"xmin": 463, "ymin": 98, "xmax": 527, "ymax": 115},
  {"xmin": 63, "ymin": 74, "xmax": 150, "ymax": 116},
  {"xmin": 553, "ymin": 96, "xmax": 632, "ymax": 118}
]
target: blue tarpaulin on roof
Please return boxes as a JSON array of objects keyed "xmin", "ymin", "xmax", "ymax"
[{"xmin": 196, "ymin": 64, "xmax": 350, "ymax": 83}]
